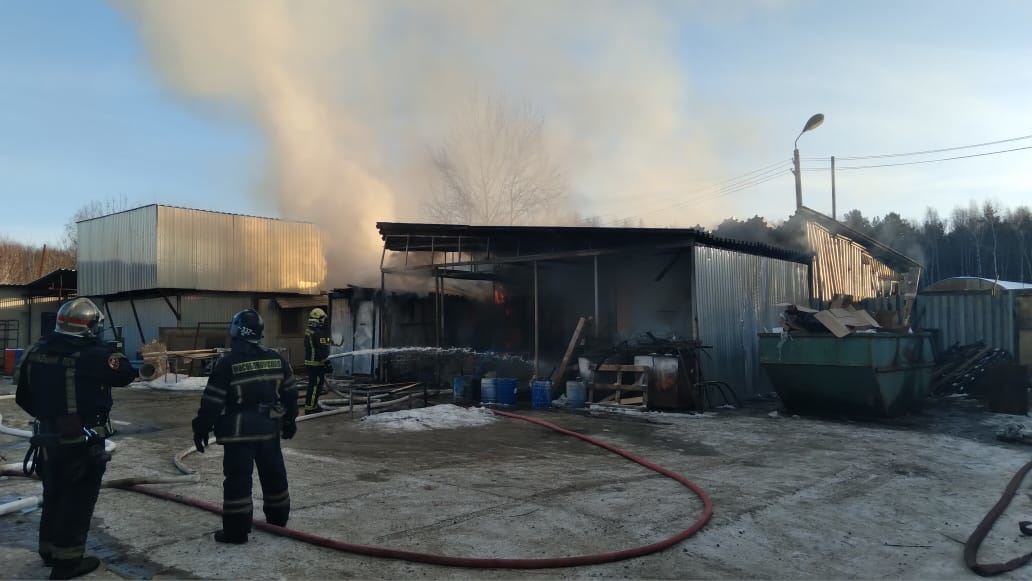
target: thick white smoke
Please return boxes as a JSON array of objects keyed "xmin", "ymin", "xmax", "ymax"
[{"xmin": 112, "ymin": 0, "xmax": 763, "ymax": 287}]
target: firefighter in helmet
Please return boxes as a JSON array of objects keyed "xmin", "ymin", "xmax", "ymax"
[
  {"xmin": 303, "ymin": 307, "xmax": 331, "ymax": 414},
  {"xmin": 15, "ymin": 297, "xmax": 138, "ymax": 580},
  {"xmin": 191, "ymin": 308, "xmax": 298, "ymax": 544}
]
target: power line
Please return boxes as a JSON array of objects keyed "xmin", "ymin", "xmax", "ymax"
[
  {"xmin": 800, "ymin": 132, "xmax": 1032, "ymax": 162},
  {"xmin": 605, "ymin": 166, "xmax": 790, "ymax": 226},
  {"xmin": 835, "ymin": 144, "xmax": 1032, "ymax": 170},
  {"xmin": 593, "ymin": 158, "xmax": 789, "ymax": 224}
]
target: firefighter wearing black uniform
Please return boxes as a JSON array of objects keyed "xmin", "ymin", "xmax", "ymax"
[
  {"xmin": 15, "ymin": 297, "xmax": 138, "ymax": 580},
  {"xmin": 303, "ymin": 307, "xmax": 331, "ymax": 414},
  {"xmin": 191, "ymin": 308, "xmax": 298, "ymax": 544}
]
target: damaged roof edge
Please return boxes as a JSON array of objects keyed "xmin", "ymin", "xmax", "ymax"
[
  {"xmin": 798, "ymin": 206, "xmax": 923, "ymax": 271},
  {"xmin": 375, "ymin": 222, "xmax": 812, "ymax": 265}
]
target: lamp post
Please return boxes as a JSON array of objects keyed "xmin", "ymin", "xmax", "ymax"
[{"xmin": 793, "ymin": 113, "xmax": 824, "ymax": 209}]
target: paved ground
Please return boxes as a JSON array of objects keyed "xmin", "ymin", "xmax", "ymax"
[{"xmin": 3, "ymin": 377, "xmax": 1032, "ymax": 580}]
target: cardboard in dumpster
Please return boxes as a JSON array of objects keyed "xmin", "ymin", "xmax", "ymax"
[{"xmin": 779, "ymin": 303, "xmax": 882, "ymax": 338}]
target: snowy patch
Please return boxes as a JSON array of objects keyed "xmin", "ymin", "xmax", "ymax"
[
  {"xmin": 132, "ymin": 374, "xmax": 208, "ymax": 391},
  {"xmin": 359, "ymin": 404, "xmax": 497, "ymax": 432}
]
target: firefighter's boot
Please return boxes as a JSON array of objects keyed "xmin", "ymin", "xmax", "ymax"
[
  {"xmin": 214, "ymin": 530, "xmax": 248, "ymax": 544},
  {"xmin": 49, "ymin": 556, "xmax": 100, "ymax": 580}
]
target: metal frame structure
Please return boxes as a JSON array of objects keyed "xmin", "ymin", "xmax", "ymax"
[{"xmin": 376, "ymin": 223, "xmax": 811, "ymax": 381}]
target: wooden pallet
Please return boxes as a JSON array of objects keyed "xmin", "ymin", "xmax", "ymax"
[{"xmin": 589, "ymin": 364, "xmax": 648, "ymax": 407}]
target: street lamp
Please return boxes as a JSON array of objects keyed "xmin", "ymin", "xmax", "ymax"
[{"xmin": 793, "ymin": 113, "xmax": 824, "ymax": 209}]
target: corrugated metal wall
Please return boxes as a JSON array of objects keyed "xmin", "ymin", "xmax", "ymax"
[
  {"xmin": 78, "ymin": 205, "xmax": 326, "ymax": 296},
  {"xmin": 0, "ymin": 296, "xmax": 62, "ymax": 348},
  {"xmin": 329, "ymin": 294, "xmax": 356, "ymax": 376},
  {"xmin": 156, "ymin": 206, "xmax": 325, "ymax": 294},
  {"xmin": 78, "ymin": 206, "xmax": 159, "ymax": 296},
  {"xmin": 693, "ymin": 246, "xmax": 810, "ymax": 399},
  {"xmin": 915, "ymin": 293, "xmax": 1016, "ymax": 355},
  {"xmin": 100, "ymin": 294, "xmax": 252, "ymax": 360}
]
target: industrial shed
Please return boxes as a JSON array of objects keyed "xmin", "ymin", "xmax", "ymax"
[
  {"xmin": 361, "ymin": 222, "xmax": 812, "ymax": 403},
  {"xmin": 916, "ymin": 276, "xmax": 1032, "ymax": 366},
  {"xmin": 76, "ymin": 205, "xmax": 327, "ymax": 366},
  {"xmin": 0, "ymin": 269, "xmax": 77, "ymax": 350}
]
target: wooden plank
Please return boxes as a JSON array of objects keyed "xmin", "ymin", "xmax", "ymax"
[
  {"xmin": 595, "ymin": 364, "xmax": 649, "ymax": 373},
  {"xmin": 591, "ymin": 383, "xmax": 644, "ymax": 392},
  {"xmin": 619, "ymin": 396, "xmax": 643, "ymax": 405},
  {"xmin": 551, "ymin": 316, "xmax": 588, "ymax": 391}
]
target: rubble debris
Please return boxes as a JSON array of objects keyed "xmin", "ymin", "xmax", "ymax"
[
  {"xmin": 996, "ymin": 423, "xmax": 1032, "ymax": 445},
  {"xmin": 930, "ymin": 342, "xmax": 1013, "ymax": 397}
]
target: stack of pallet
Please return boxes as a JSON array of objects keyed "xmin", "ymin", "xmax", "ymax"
[{"xmin": 588, "ymin": 364, "xmax": 649, "ymax": 410}]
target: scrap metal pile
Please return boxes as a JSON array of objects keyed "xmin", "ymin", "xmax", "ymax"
[{"xmin": 929, "ymin": 341, "xmax": 1014, "ymax": 397}]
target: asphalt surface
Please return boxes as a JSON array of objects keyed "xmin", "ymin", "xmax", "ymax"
[{"xmin": 3, "ymin": 377, "xmax": 1032, "ymax": 579}]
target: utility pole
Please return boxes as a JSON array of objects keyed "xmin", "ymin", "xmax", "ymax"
[
  {"xmin": 793, "ymin": 113, "xmax": 825, "ymax": 209},
  {"xmin": 831, "ymin": 155, "xmax": 837, "ymax": 220}
]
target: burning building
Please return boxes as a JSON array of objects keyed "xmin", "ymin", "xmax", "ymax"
[{"xmin": 335, "ymin": 222, "xmax": 812, "ymax": 406}]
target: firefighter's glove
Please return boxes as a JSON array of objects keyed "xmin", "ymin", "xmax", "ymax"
[
  {"xmin": 323, "ymin": 359, "xmax": 333, "ymax": 371},
  {"xmin": 191, "ymin": 417, "xmax": 210, "ymax": 453},
  {"xmin": 281, "ymin": 420, "xmax": 297, "ymax": 440}
]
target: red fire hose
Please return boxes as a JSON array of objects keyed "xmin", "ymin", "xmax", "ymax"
[{"xmin": 121, "ymin": 409, "xmax": 713, "ymax": 569}]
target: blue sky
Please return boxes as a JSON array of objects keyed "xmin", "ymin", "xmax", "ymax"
[{"xmin": 3, "ymin": 0, "xmax": 1032, "ymax": 248}]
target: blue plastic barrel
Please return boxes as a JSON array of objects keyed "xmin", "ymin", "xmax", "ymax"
[
  {"xmin": 480, "ymin": 378, "xmax": 497, "ymax": 404},
  {"xmin": 452, "ymin": 376, "xmax": 470, "ymax": 403},
  {"xmin": 566, "ymin": 380, "xmax": 586, "ymax": 408},
  {"xmin": 496, "ymin": 378, "xmax": 517, "ymax": 406},
  {"xmin": 531, "ymin": 380, "xmax": 552, "ymax": 409}
]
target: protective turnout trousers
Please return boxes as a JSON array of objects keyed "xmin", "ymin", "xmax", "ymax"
[
  {"xmin": 37, "ymin": 441, "xmax": 107, "ymax": 563},
  {"xmin": 304, "ymin": 366, "xmax": 326, "ymax": 413},
  {"xmin": 222, "ymin": 439, "xmax": 290, "ymax": 540}
]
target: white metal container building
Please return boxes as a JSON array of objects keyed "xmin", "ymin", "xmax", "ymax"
[{"xmin": 77, "ymin": 205, "xmax": 328, "ymax": 365}]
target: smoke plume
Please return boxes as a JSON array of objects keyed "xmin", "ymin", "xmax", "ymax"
[{"xmin": 112, "ymin": 1, "xmax": 761, "ymax": 287}]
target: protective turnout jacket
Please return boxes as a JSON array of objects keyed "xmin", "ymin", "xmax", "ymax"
[
  {"xmin": 15, "ymin": 333, "xmax": 136, "ymax": 441},
  {"xmin": 194, "ymin": 340, "xmax": 298, "ymax": 444},
  {"xmin": 304, "ymin": 326, "xmax": 331, "ymax": 368}
]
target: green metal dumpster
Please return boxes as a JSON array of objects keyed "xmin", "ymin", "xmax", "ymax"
[{"xmin": 758, "ymin": 332, "xmax": 935, "ymax": 417}]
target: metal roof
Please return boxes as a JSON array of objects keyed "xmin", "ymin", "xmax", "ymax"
[
  {"xmin": 0, "ymin": 268, "xmax": 77, "ymax": 297},
  {"xmin": 922, "ymin": 276, "xmax": 1032, "ymax": 293},
  {"xmin": 376, "ymin": 222, "xmax": 811, "ymax": 264}
]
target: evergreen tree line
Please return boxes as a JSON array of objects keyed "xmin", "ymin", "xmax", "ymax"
[{"xmin": 712, "ymin": 201, "xmax": 1032, "ymax": 287}]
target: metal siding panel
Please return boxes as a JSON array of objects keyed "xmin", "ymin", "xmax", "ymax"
[
  {"xmin": 100, "ymin": 298, "xmax": 177, "ymax": 360},
  {"xmin": 329, "ymin": 295, "xmax": 355, "ymax": 376},
  {"xmin": 917, "ymin": 292, "xmax": 1018, "ymax": 355},
  {"xmin": 77, "ymin": 206, "xmax": 158, "ymax": 296},
  {"xmin": 694, "ymin": 246, "xmax": 809, "ymax": 400},
  {"xmin": 99, "ymin": 294, "xmax": 254, "ymax": 360},
  {"xmin": 80, "ymin": 205, "xmax": 324, "ymax": 295},
  {"xmin": 156, "ymin": 206, "xmax": 326, "ymax": 294}
]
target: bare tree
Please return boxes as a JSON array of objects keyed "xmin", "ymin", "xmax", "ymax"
[
  {"xmin": 0, "ymin": 235, "xmax": 75, "ymax": 284},
  {"xmin": 62, "ymin": 196, "xmax": 130, "ymax": 252},
  {"xmin": 425, "ymin": 96, "xmax": 566, "ymax": 225}
]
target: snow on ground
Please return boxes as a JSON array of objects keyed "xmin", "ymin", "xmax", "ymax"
[
  {"xmin": 131, "ymin": 374, "xmax": 208, "ymax": 391},
  {"xmin": 359, "ymin": 404, "xmax": 497, "ymax": 431}
]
